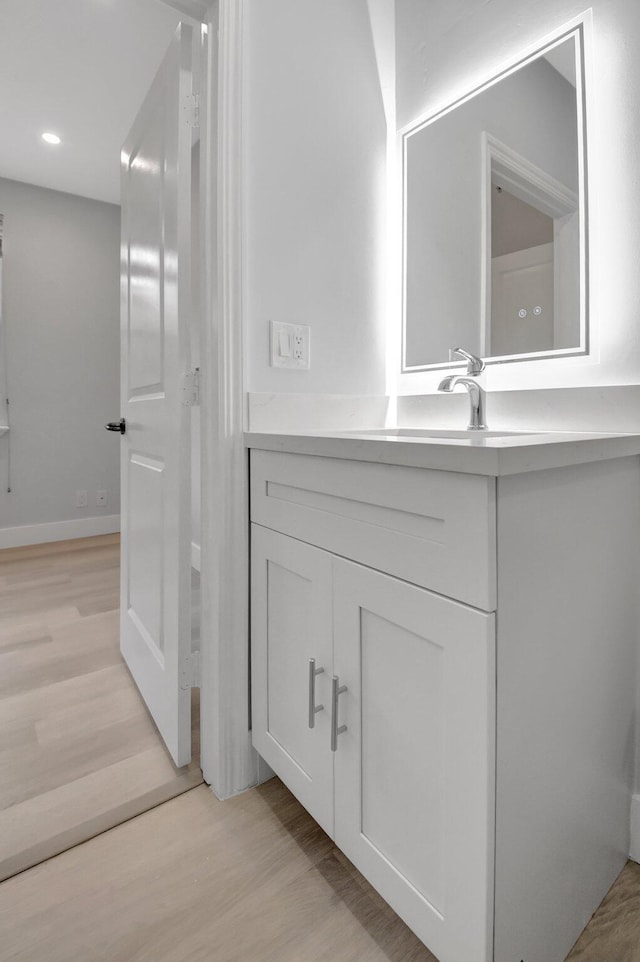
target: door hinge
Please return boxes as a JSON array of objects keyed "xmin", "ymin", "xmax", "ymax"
[
  {"xmin": 181, "ymin": 650, "xmax": 200, "ymax": 689},
  {"xmin": 183, "ymin": 93, "xmax": 200, "ymax": 128},
  {"xmin": 181, "ymin": 367, "xmax": 200, "ymax": 407}
]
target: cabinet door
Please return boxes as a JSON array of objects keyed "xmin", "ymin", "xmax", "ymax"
[
  {"xmin": 251, "ymin": 525, "xmax": 334, "ymax": 836},
  {"xmin": 333, "ymin": 559, "xmax": 495, "ymax": 962}
]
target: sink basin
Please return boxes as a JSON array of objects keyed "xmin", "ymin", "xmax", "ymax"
[{"xmin": 344, "ymin": 428, "xmax": 535, "ymax": 440}]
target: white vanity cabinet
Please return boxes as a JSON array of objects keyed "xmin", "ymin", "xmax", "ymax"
[
  {"xmin": 249, "ymin": 444, "xmax": 640, "ymax": 962},
  {"xmin": 252, "ymin": 524, "xmax": 495, "ymax": 962}
]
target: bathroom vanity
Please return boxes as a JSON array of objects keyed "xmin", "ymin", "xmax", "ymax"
[{"xmin": 247, "ymin": 429, "xmax": 640, "ymax": 962}]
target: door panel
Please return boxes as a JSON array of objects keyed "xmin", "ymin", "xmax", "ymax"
[
  {"xmin": 360, "ymin": 608, "xmax": 446, "ymax": 913},
  {"xmin": 127, "ymin": 453, "xmax": 164, "ymax": 655},
  {"xmin": 120, "ymin": 23, "xmax": 194, "ymax": 767},
  {"xmin": 491, "ymin": 242, "xmax": 554, "ymax": 356},
  {"xmin": 333, "ymin": 559, "xmax": 495, "ymax": 962},
  {"xmin": 251, "ymin": 525, "xmax": 334, "ymax": 836},
  {"xmin": 266, "ymin": 562, "xmax": 315, "ymax": 767}
]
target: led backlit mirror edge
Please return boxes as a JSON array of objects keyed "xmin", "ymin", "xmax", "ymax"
[{"xmin": 400, "ymin": 17, "xmax": 590, "ymax": 373}]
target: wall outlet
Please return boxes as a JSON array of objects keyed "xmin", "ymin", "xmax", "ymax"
[
  {"xmin": 96, "ymin": 490, "xmax": 107, "ymax": 506},
  {"xmin": 270, "ymin": 321, "xmax": 310, "ymax": 370},
  {"xmin": 76, "ymin": 489, "xmax": 88, "ymax": 508}
]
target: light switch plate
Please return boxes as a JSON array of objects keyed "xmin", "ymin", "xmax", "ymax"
[{"xmin": 270, "ymin": 321, "xmax": 310, "ymax": 369}]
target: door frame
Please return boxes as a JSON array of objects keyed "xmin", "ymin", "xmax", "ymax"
[{"xmin": 198, "ymin": 0, "xmax": 259, "ymax": 798}]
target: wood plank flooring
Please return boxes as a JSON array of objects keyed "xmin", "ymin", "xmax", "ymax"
[
  {"xmin": 0, "ymin": 534, "xmax": 202, "ymax": 882},
  {"xmin": 0, "ymin": 773, "xmax": 639, "ymax": 962},
  {"xmin": 0, "ymin": 778, "xmax": 437, "ymax": 962}
]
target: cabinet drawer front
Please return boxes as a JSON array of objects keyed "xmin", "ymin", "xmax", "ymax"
[
  {"xmin": 332, "ymin": 560, "xmax": 495, "ymax": 962},
  {"xmin": 250, "ymin": 450, "xmax": 496, "ymax": 611}
]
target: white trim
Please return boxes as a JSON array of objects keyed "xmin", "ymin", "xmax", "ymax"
[
  {"xmin": 0, "ymin": 515, "xmax": 120, "ymax": 549},
  {"xmin": 191, "ymin": 541, "xmax": 201, "ymax": 571},
  {"xmin": 199, "ymin": 0, "xmax": 258, "ymax": 799},
  {"xmin": 485, "ymin": 133, "xmax": 579, "ymax": 218},
  {"xmin": 630, "ymin": 795, "xmax": 640, "ymax": 863},
  {"xmin": 208, "ymin": 734, "xmax": 272, "ymax": 801}
]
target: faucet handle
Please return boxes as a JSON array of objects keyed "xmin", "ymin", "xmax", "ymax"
[{"xmin": 450, "ymin": 347, "xmax": 485, "ymax": 375}]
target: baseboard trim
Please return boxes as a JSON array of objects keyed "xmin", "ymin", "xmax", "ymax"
[
  {"xmin": 0, "ymin": 515, "xmax": 121, "ymax": 549},
  {"xmin": 191, "ymin": 541, "xmax": 201, "ymax": 572},
  {"xmin": 630, "ymin": 795, "xmax": 640, "ymax": 863}
]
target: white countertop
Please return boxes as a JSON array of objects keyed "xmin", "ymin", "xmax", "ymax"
[{"xmin": 245, "ymin": 428, "xmax": 640, "ymax": 476}]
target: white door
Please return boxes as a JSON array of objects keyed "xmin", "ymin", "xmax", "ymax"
[
  {"xmin": 251, "ymin": 525, "xmax": 335, "ymax": 836},
  {"xmin": 491, "ymin": 242, "xmax": 554, "ymax": 356},
  {"xmin": 119, "ymin": 23, "xmax": 195, "ymax": 767},
  {"xmin": 333, "ymin": 559, "xmax": 495, "ymax": 962}
]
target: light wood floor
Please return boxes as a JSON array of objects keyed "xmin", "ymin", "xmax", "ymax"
[
  {"xmin": 0, "ymin": 774, "xmax": 638, "ymax": 962},
  {"xmin": 0, "ymin": 777, "xmax": 437, "ymax": 962},
  {"xmin": 0, "ymin": 534, "xmax": 202, "ymax": 882}
]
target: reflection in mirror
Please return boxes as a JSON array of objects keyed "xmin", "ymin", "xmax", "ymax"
[
  {"xmin": 491, "ymin": 182, "xmax": 555, "ymax": 355},
  {"xmin": 403, "ymin": 28, "xmax": 587, "ymax": 370}
]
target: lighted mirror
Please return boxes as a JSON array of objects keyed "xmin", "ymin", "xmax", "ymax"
[{"xmin": 402, "ymin": 26, "xmax": 587, "ymax": 370}]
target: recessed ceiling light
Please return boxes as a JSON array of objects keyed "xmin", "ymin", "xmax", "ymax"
[{"xmin": 41, "ymin": 132, "xmax": 61, "ymax": 145}]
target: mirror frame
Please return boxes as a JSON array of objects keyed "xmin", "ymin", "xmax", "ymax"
[{"xmin": 400, "ymin": 16, "xmax": 590, "ymax": 373}]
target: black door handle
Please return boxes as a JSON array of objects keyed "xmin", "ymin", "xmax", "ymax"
[{"xmin": 105, "ymin": 418, "xmax": 126, "ymax": 434}]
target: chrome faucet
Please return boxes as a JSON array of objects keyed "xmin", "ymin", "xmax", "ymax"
[
  {"xmin": 438, "ymin": 347, "xmax": 487, "ymax": 430},
  {"xmin": 449, "ymin": 346, "xmax": 485, "ymax": 375}
]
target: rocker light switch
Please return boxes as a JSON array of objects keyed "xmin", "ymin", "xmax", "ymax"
[{"xmin": 278, "ymin": 332, "xmax": 292, "ymax": 357}]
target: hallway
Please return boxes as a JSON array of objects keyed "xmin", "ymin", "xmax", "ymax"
[{"xmin": 0, "ymin": 534, "xmax": 202, "ymax": 881}]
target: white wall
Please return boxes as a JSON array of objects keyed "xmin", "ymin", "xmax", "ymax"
[
  {"xmin": 0, "ymin": 177, "xmax": 120, "ymax": 541},
  {"xmin": 243, "ymin": 0, "xmax": 388, "ymax": 400},
  {"xmin": 395, "ymin": 0, "xmax": 640, "ymax": 394}
]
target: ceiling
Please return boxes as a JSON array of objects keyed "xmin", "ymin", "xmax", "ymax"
[{"xmin": 0, "ymin": 0, "xmax": 193, "ymax": 205}]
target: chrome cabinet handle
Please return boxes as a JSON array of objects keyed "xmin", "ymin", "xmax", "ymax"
[
  {"xmin": 330, "ymin": 675, "xmax": 347, "ymax": 751},
  {"xmin": 308, "ymin": 658, "xmax": 324, "ymax": 728}
]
